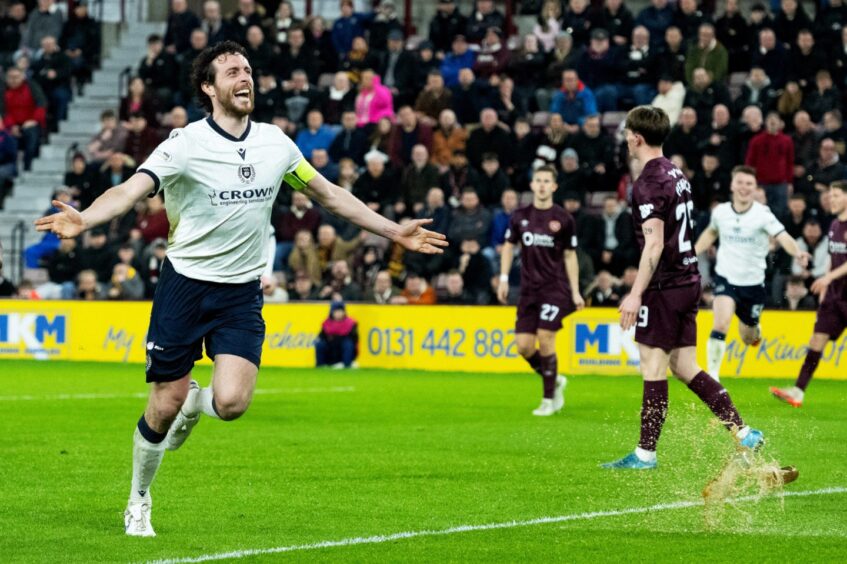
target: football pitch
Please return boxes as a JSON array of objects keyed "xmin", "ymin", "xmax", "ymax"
[{"xmin": 2, "ymin": 360, "xmax": 846, "ymax": 563}]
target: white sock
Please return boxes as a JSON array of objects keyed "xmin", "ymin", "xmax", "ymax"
[
  {"xmin": 192, "ymin": 386, "xmax": 220, "ymax": 419},
  {"xmin": 130, "ymin": 428, "xmax": 165, "ymax": 502},
  {"xmin": 707, "ymin": 337, "xmax": 727, "ymax": 381},
  {"xmin": 635, "ymin": 446, "xmax": 657, "ymax": 463},
  {"xmin": 735, "ymin": 425, "xmax": 751, "ymax": 440}
]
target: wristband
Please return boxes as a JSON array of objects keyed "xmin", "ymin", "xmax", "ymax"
[{"xmin": 499, "ymin": 274, "xmax": 509, "ymax": 283}]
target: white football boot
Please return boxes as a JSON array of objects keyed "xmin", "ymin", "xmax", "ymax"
[
  {"xmin": 124, "ymin": 497, "xmax": 155, "ymax": 537},
  {"xmin": 533, "ymin": 398, "xmax": 556, "ymax": 416},
  {"xmin": 552, "ymin": 375, "xmax": 567, "ymax": 411}
]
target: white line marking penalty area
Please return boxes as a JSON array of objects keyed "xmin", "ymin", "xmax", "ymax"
[
  {"xmin": 0, "ymin": 387, "xmax": 355, "ymax": 401},
  {"xmin": 146, "ymin": 486, "xmax": 847, "ymax": 564}
]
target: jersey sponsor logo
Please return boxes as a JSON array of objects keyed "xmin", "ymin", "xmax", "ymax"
[
  {"xmin": 830, "ymin": 240, "xmax": 847, "ymax": 255},
  {"xmin": 682, "ymin": 256, "xmax": 699, "ymax": 266},
  {"xmin": 169, "ymin": 130, "xmax": 180, "ymax": 139},
  {"xmin": 522, "ymin": 231, "xmax": 556, "ymax": 247},
  {"xmin": 153, "ymin": 149, "xmax": 172, "ymax": 162},
  {"xmin": 638, "ymin": 203, "xmax": 654, "ymax": 219},
  {"xmin": 549, "ymin": 220, "xmax": 561, "ymax": 233},
  {"xmin": 238, "ymin": 164, "xmax": 256, "ymax": 184},
  {"xmin": 208, "ymin": 185, "xmax": 276, "ymax": 206}
]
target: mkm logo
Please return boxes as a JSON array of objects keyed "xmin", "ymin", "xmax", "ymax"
[
  {"xmin": 0, "ymin": 313, "xmax": 67, "ymax": 359},
  {"xmin": 573, "ymin": 321, "xmax": 640, "ymax": 368}
]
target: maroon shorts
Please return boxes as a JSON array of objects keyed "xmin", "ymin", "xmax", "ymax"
[
  {"xmin": 813, "ymin": 297, "xmax": 847, "ymax": 339},
  {"xmin": 634, "ymin": 283, "xmax": 701, "ymax": 352},
  {"xmin": 515, "ymin": 292, "xmax": 575, "ymax": 334}
]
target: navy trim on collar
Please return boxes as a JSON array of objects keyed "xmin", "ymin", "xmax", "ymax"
[{"xmin": 206, "ymin": 116, "xmax": 251, "ymax": 142}]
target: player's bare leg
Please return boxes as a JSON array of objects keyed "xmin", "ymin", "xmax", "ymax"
[
  {"xmin": 126, "ymin": 375, "xmax": 191, "ymax": 537},
  {"xmin": 669, "ymin": 346, "xmax": 763, "ymax": 450},
  {"xmin": 602, "ymin": 344, "xmax": 670, "ymax": 469},
  {"xmin": 771, "ymin": 332, "xmax": 829, "ymax": 407},
  {"xmin": 737, "ymin": 321, "xmax": 762, "ymax": 349},
  {"xmin": 516, "ymin": 332, "xmax": 563, "ymax": 416},
  {"xmin": 706, "ymin": 296, "xmax": 735, "ymax": 381}
]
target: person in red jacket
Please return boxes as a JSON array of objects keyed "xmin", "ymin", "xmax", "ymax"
[
  {"xmin": 745, "ymin": 112, "xmax": 795, "ymax": 217},
  {"xmin": 1, "ymin": 67, "xmax": 47, "ymax": 171}
]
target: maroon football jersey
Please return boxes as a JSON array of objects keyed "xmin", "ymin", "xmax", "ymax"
[
  {"xmin": 631, "ymin": 156, "xmax": 700, "ymax": 290},
  {"xmin": 826, "ymin": 218, "xmax": 847, "ymax": 302},
  {"xmin": 506, "ymin": 204, "xmax": 577, "ymax": 296}
]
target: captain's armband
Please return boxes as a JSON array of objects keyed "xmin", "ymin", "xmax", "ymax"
[{"xmin": 284, "ymin": 159, "xmax": 318, "ymax": 191}]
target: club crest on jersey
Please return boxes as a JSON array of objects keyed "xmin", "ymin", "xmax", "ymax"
[
  {"xmin": 549, "ymin": 220, "xmax": 561, "ymax": 233},
  {"xmin": 521, "ymin": 219, "xmax": 529, "ymax": 227},
  {"xmin": 238, "ymin": 164, "xmax": 256, "ymax": 184}
]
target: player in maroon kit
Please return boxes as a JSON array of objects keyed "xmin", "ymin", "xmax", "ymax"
[
  {"xmin": 772, "ymin": 181, "xmax": 847, "ymax": 407},
  {"xmin": 603, "ymin": 106, "xmax": 764, "ymax": 469},
  {"xmin": 497, "ymin": 165, "xmax": 584, "ymax": 416}
]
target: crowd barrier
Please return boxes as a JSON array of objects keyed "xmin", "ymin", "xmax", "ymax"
[{"xmin": 1, "ymin": 301, "xmax": 845, "ymax": 380}]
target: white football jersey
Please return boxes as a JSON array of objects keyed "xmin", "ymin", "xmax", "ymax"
[
  {"xmin": 139, "ymin": 118, "xmax": 303, "ymax": 283},
  {"xmin": 708, "ymin": 201, "xmax": 786, "ymax": 286}
]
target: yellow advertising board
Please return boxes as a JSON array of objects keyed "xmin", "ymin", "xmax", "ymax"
[{"xmin": 0, "ymin": 301, "xmax": 845, "ymax": 380}]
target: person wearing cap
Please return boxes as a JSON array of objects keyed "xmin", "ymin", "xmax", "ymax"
[
  {"xmin": 472, "ymin": 26, "xmax": 509, "ymax": 79},
  {"xmin": 466, "ymin": 0, "xmax": 505, "ymax": 45},
  {"xmin": 378, "ymin": 29, "xmax": 415, "ymax": 103},
  {"xmin": 429, "ymin": 0, "xmax": 467, "ymax": 55},
  {"xmin": 353, "ymin": 149, "xmax": 397, "ymax": 213},
  {"xmin": 440, "ymin": 33, "xmax": 476, "ymax": 88},
  {"xmin": 315, "ymin": 300, "xmax": 359, "ymax": 368},
  {"xmin": 556, "ymin": 148, "xmax": 586, "ymax": 203}
]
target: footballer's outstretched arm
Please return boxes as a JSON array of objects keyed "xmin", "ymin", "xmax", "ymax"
[
  {"xmin": 34, "ymin": 172, "xmax": 155, "ymax": 239},
  {"xmin": 497, "ymin": 241, "xmax": 515, "ymax": 304},
  {"xmin": 694, "ymin": 226, "xmax": 717, "ymax": 256},
  {"xmin": 564, "ymin": 249, "xmax": 584, "ymax": 310},
  {"xmin": 619, "ymin": 218, "xmax": 664, "ymax": 330},
  {"xmin": 301, "ymin": 171, "xmax": 447, "ymax": 254},
  {"xmin": 775, "ymin": 231, "xmax": 811, "ymax": 268}
]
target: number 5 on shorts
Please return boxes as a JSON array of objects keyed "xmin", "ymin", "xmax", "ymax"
[
  {"xmin": 540, "ymin": 304, "xmax": 560, "ymax": 321},
  {"xmin": 637, "ymin": 306, "xmax": 649, "ymax": 328}
]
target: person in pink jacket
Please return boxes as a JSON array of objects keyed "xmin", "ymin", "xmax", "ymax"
[{"xmin": 355, "ymin": 70, "xmax": 395, "ymax": 126}]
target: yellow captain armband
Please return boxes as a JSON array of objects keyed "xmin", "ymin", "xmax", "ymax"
[{"xmin": 284, "ymin": 159, "xmax": 318, "ymax": 191}]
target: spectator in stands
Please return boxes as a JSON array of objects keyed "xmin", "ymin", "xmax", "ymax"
[
  {"xmin": 822, "ymin": 109, "xmax": 847, "ymax": 155},
  {"xmin": 22, "ymin": 0, "xmax": 63, "ymax": 51},
  {"xmin": 367, "ymin": 116, "xmax": 393, "ymax": 154},
  {"xmin": 379, "ymin": 29, "xmax": 414, "ymax": 103},
  {"xmin": 550, "ymin": 69, "xmax": 598, "ymax": 130},
  {"xmin": 310, "ymin": 148, "xmax": 338, "ymax": 183},
  {"xmin": 797, "ymin": 137, "xmax": 844, "ymax": 196},
  {"xmin": 684, "ymin": 23, "xmax": 728, "ymax": 85},
  {"xmin": 262, "ymin": 273, "xmax": 289, "ymax": 303},
  {"xmin": 540, "ymin": 31, "xmax": 581, "ymax": 110},
  {"xmin": 340, "ymin": 35, "xmax": 381, "ymax": 84},
  {"xmin": 784, "ymin": 275, "xmax": 817, "ymax": 310},
  {"xmin": 692, "ymin": 148, "xmax": 731, "ymax": 210},
  {"xmin": 399, "ymin": 271, "xmax": 437, "ymax": 304},
  {"xmin": 450, "ymin": 68, "xmax": 491, "ymax": 126},
  {"xmin": 271, "ymin": 1, "xmax": 300, "ymax": 47},
  {"xmin": 784, "ymin": 193, "xmax": 810, "ymax": 239},
  {"xmin": 788, "ymin": 29, "xmax": 827, "ymax": 94},
  {"xmin": 575, "ymin": 28, "xmax": 623, "ymax": 113},
  {"xmin": 415, "ymin": 69, "xmax": 452, "ymax": 123},
  {"xmin": 229, "ymin": 0, "xmax": 263, "ymax": 46},
  {"xmin": 60, "ymin": 0, "xmax": 101, "ymax": 92},
  {"xmin": 273, "ymin": 190, "xmax": 320, "ymax": 270},
  {"xmin": 281, "ymin": 69, "xmax": 321, "ymax": 128},
  {"xmin": 252, "ymin": 71, "xmax": 282, "ymax": 124},
  {"xmin": 619, "ymin": 25, "xmax": 657, "ymax": 108},
  {"xmin": 353, "ymin": 149, "xmax": 395, "ymax": 213},
  {"xmin": 164, "ymin": 0, "xmax": 200, "ymax": 55},
  {"xmin": 295, "ymin": 109, "xmax": 335, "ymax": 157},
  {"xmin": 87, "ymin": 109, "xmax": 127, "ymax": 164},
  {"xmin": 120, "ymin": 76, "xmax": 158, "ymax": 126},
  {"xmin": 656, "ymin": 25, "xmax": 686, "ymax": 84},
  {"xmin": 704, "ymin": 104, "xmax": 738, "ymax": 173},
  {"xmin": 31, "ymin": 34, "xmax": 71, "ymax": 130},
  {"xmin": 138, "ymin": 34, "xmax": 177, "ymax": 112},
  {"xmin": 746, "ymin": 111, "xmax": 795, "ymax": 216},
  {"xmin": 716, "ymin": 0, "xmax": 752, "ymax": 73},
  {"xmin": 331, "ymin": 0, "xmax": 371, "ymax": 58},
  {"xmin": 457, "ymin": 237, "xmax": 491, "ymax": 304},
  {"xmin": 329, "ymin": 110, "xmax": 367, "ymax": 165},
  {"xmin": 664, "ymin": 107, "xmax": 702, "ymax": 173},
  {"xmin": 243, "ymin": 25, "xmax": 273, "ymax": 77},
  {"xmin": 200, "ymin": 0, "xmax": 232, "ymax": 46},
  {"xmin": 440, "ymin": 270, "xmax": 472, "ymax": 304},
  {"xmin": 74, "ymin": 269, "xmax": 103, "ymax": 300},
  {"xmin": 46, "ymin": 236, "xmax": 80, "ymax": 293},
  {"xmin": 0, "ymin": 118, "xmax": 17, "ymax": 210},
  {"xmin": 752, "ymin": 28, "xmax": 787, "ymax": 88},
  {"xmin": 490, "ymin": 75, "xmax": 522, "ymax": 128},
  {"xmin": 305, "ymin": 16, "xmax": 336, "ymax": 78},
  {"xmin": 651, "ymin": 74, "xmax": 685, "ymax": 126},
  {"xmin": 509, "ymin": 35, "xmax": 546, "ymax": 111},
  {"xmin": 290, "ymin": 270, "xmax": 320, "ymax": 300},
  {"xmin": 738, "ymin": 104, "xmax": 764, "ymax": 163},
  {"xmin": 449, "ymin": 189, "xmax": 491, "ymax": 248},
  {"xmin": 78, "ymin": 228, "xmax": 113, "ymax": 282},
  {"xmin": 486, "ymin": 187, "xmax": 517, "ymax": 267},
  {"xmin": 574, "ymin": 115, "xmax": 616, "ymax": 192},
  {"xmin": 556, "ymin": 148, "xmax": 587, "ymax": 202},
  {"xmin": 323, "ymin": 71, "xmax": 356, "ymax": 125},
  {"xmin": 475, "ymin": 152, "xmax": 509, "ymax": 207},
  {"xmin": 388, "ymin": 105, "xmax": 433, "ymax": 167},
  {"xmin": 599, "ymin": 196, "xmax": 637, "ymax": 276},
  {"xmin": 431, "ymin": 109, "xmax": 466, "ymax": 171},
  {"xmin": 777, "ymin": 79, "xmax": 803, "ymax": 120},
  {"xmin": 289, "ymin": 230, "xmax": 322, "ymax": 284},
  {"xmin": 831, "ymin": 26, "xmax": 847, "ymax": 90},
  {"xmin": 104, "ymin": 262, "xmax": 145, "ymax": 300},
  {"xmin": 441, "ymin": 34, "xmax": 475, "ymax": 88},
  {"xmin": 532, "ymin": 0, "xmax": 561, "ymax": 51},
  {"xmin": 123, "ymin": 113, "xmax": 160, "ymax": 165},
  {"xmin": 815, "ymin": 0, "xmax": 847, "ymax": 53},
  {"xmin": 176, "ymin": 28, "xmax": 208, "ymax": 118},
  {"xmin": 473, "ymin": 26, "xmax": 509, "ymax": 80},
  {"xmin": 65, "ymin": 152, "xmax": 95, "ymax": 209},
  {"xmin": 585, "ymin": 270, "xmax": 622, "ymax": 307},
  {"xmin": 411, "ymin": 40, "xmax": 440, "ymax": 95},
  {"xmin": 596, "ymin": 0, "xmax": 635, "ymax": 47},
  {"xmin": 734, "ymin": 66, "xmax": 778, "ymax": 118},
  {"xmin": 317, "ymin": 223, "xmax": 362, "ymax": 272},
  {"xmin": 510, "ymin": 117, "xmax": 537, "ymax": 191},
  {"xmin": 355, "ymin": 69, "xmax": 394, "ymax": 127},
  {"xmin": 417, "ymin": 187, "xmax": 451, "ymax": 242},
  {"xmin": 400, "ymin": 144, "xmax": 439, "ymax": 215},
  {"xmin": 2, "ymin": 66, "xmax": 46, "ymax": 171},
  {"xmin": 315, "ymin": 300, "xmax": 359, "ymax": 367},
  {"xmin": 803, "ymin": 69, "xmax": 841, "ymax": 123},
  {"xmin": 277, "ymin": 25, "xmax": 318, "ymax": 84},
  {"xmin": 430, "ymin": 0, "xmax": 468, "ymax": 55},
  {"xmin": 534, "ymin": 112, "xmax": 570, "ymax": 169},
  {"xmin": 792, "ymin": 219, "xmax": 830, "ymax": 285},
  {"xmin": 467, "ymin": 108, "xmax": 511, "ymax": 170},
  {"xmin": 774, "ymin": 0, "xmax": 812, "ymax": 46},
  {"xmin": 675, "ymin": 0, "xmax": 707, "ymax": 39},
  {"xmin": 636, "ymin": 0, "xmax": 674, "ymax": 49},
  {"xmin": 466, "ymin": 0, "xmax": 505, "ymax": 45},
  {"xmin": 319, "ymin": 260, "xmax": 362, "ymax": 301},
  {"xmin": 132, "ymin": 193, "xmax": 168, "ymax": 244},
  {"xmin": 684, "ymin": 68, "xmax": 732, "ymax": 126},
  {"xmin": 0, "ymin": 3, "xmax": 26, "ymax": 70}
]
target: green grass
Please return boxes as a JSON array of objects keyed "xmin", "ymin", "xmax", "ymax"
[{"xmin": 1, "ymin": 360, "xmax": 845, "ymax": 563}]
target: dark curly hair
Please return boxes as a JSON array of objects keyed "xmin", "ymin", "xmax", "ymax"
[{"xmin": 191, "ymin": 40, "xmax": 249, "ymax": 113}]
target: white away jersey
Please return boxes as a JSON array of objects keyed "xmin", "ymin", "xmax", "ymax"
[
  {"xmin": 139, "ymin": 118, "xmax": 303, "ymax": 283},
  {"xmin": 709, "ymin": 201, "xmax": 785, "ymax": 286}
]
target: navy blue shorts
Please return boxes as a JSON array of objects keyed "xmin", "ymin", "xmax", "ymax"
[
  {"xmin": 145, "ymin": 260, "xmax": 265, "ymax": 383},
  {"xmin": 713, "ymin": 274, "xmax": 766, "ymax": 327}
]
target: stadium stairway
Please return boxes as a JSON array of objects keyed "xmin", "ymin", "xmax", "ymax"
[{"xmin": 0, "ymin": 22, "xmax": 165, "ymax": 278}]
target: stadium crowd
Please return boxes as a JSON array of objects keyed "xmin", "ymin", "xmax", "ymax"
[{"xmin": 0, "ymin": 0, "xmax": 841, "ymax": 312}]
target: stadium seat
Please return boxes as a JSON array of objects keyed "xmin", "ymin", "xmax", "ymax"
[
  {"xmin": 601, "ymin": 112, "xmax": 627, "ymax": 134},
  {"xmin": 317, "ymin": 73, "xmax": 335, "ymax": 90},
  {"xmin": 531, "ymin": 111, "xmax": 550, "ymax": 129}
]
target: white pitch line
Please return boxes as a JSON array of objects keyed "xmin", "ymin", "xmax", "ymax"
[
  {"xmin": 0, "ymin": 387, "xmax": 355, "ymax": 401},
  {"xmin": 146, "ymin": 486, "xmax": 847, "ymax": 564}
]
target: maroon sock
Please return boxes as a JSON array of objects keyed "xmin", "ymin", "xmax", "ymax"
[
  {"xmin": 687, "ymin": 371, "xmax": 744, "ymax": 430},
  {"xmin": 638, "ymin": 380, "xmax": 668, "ymax": 452},
  {"xmin": 525, "ymin": 351, "xmax": 543, "ymax": 375},
  {"xmin": 539, "ymin": 354, "xmax": 558, "ymax": 399},
  {"xmin": 795, "ymin": 350, "xmax": 822, "ymax": 391}
]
